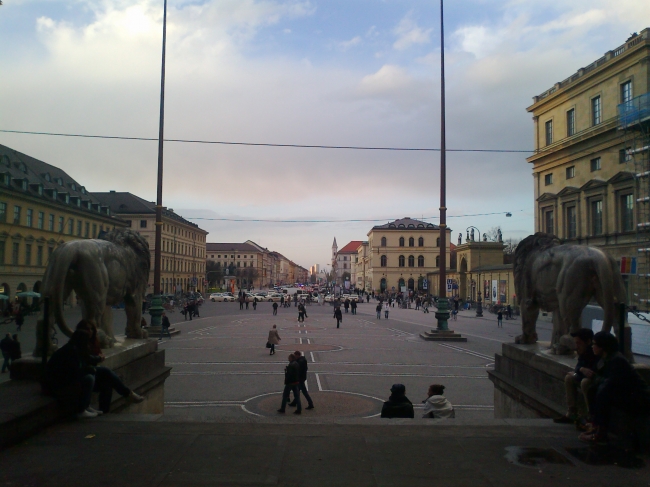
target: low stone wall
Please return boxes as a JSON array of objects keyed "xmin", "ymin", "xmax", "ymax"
[{"xmin": 1, "ymin": 338, "xmax": 170, "ymax": 450}]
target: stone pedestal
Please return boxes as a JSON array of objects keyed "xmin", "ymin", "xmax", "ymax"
[
  {"xmin": 144, "ymin": 326, "xmax": 181, "ymax": 337},
  {"xmin": 419, "ymin": 330, "xmax": 467, "ymax": 342},
  {"xmin": 487, "ymin": 342, "xmax": 573, "ymax": 419},
  {"xmin": 10, "ymin": 337, "xmax": 171, "ymax": 414}
]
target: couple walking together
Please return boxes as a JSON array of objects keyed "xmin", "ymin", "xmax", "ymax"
[{"xmin": 278, "ymin": 351, "xmax": 315, "ymax": 414}]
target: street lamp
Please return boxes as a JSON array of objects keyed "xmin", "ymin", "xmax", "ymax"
[{"xmin": 148, "ymin": 0, "xmax": 168, "ymax": 329}]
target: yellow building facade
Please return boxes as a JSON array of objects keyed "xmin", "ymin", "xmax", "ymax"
[
  {"xmin": 526, "ymin": 28, "xmax": 650, "ymax": 307},
  {"xmin": 366, "ymin": 218, "xmax": 451, "ymax": 294},
  {"xmin": 0, "ymin": 145, "xmax": 127, "ymax": 308}
]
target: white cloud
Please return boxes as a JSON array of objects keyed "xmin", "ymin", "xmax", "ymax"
[
  {"xmin": 393, "ymin": 12, "xmax": 432, "ymax": 50},
  {"xmin": 338, "ymin": 35, "xmax": 361, "ymax": 51},
  {"xmin": 283, "ymin": 28, "xmax": 292, "ymax": 34}
]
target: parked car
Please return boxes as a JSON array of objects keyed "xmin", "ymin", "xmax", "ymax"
[
  {"xmin": 209, "ymin": 293, "xmax": 221, "ymax": 302},
  {"xmin": 265, "ymin": 293, "xmax": 284, "ymax": 302},
  {"xmin": 212, "ymin": 294, "xmax": 235, "ymax": 302}
]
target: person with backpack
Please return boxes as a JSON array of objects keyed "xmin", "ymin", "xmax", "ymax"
[{"xmin": 288, "ymin": 351, "xmax": 314, "ymax": 410}]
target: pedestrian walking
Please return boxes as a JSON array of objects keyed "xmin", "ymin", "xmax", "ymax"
[
  {"xmin": 344, "ymin": 299, "xmax": 350, "ymax": 313},
  {"xmin": 159, "ymin": 312, "xmax": 172, "ymax": 340},
  {"xmin": 497, "ymin": 310, "xmax": 503, "ymax": 328},
  {"xmin": 1, "ymin": 333, "xmax": 14, "ymax": 373},
  {"xmin": 277, "ymin": 354, "xmax": 302, "ymax": 414},
  {"xmin": 15, "ymin": 309, "xmax": 24, "ymax": 332},
  {"xmin": 376, "ymin": 302, "xmax": 382, "ymax": 319},
  {"xmin": 298, "ymin": 303, "xmax": 305, "ymax": 322},
  {"xmin": 415, "ymin": 297, "xmax": 420, "ymax": 311},
  {"xmin": 334, "ymin": 306, "xmax": 343, "ymax": 328},
  {"xmin": 253, "ymin": 297, "xmax": 258, "ymax": 310},
  {"xmin": 280, "ymin": 295, "xmax": 285, "ymax": 308},
  {"xmin": 272, "ymin": 302, "xmax": 278, "ymax": 315},
  {"xmin": 294, "ymin": 294, "xmax": 298, "ymax": 308},
  {"xmin": 289, "ymin": 351, "xmax": 314, "ymax": 410},
  {"xmin": 452, "ymin": 308, "xmax": 457, "ymax": 320},
  {"xmin": 245, "ymin": 295, "xmax": 250, "ymax": 310},
  {"xmin": 351, "ymin": 300, "xmax": 357, "ymax": 315},
  {"xmin": 384, "ymin": 301, "xmax": 390, "ymax": 319},
  {"xmin": 240, "ymin": 295, "xmax": 245, "ymax": 310},
  {"xmin": 10, "ymin": 334, "xmax": 22, "ymax": 362},
  {"xmin": 506, "ymin": 304, "xmax": 512, "ymax": 320},
  {"xmin": 267, "ymin": 325, "xmax": 281, "ymax": 355}
]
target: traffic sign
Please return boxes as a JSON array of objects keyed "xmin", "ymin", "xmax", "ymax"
[
  {"xmin": 446, "ymin": 279, "xmax": 453, "ymax": 292},
  {"xmin": 423, "ymin": 279, "xmax": 428, "ymax": 290}
]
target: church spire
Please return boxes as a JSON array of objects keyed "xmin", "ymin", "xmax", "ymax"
[{"xmin": 332, "ymin": 237, "xmax": 338, "ymax": 249}]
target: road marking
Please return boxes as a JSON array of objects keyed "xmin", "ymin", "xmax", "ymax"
[
  {"xmin": 305, "ymin": 380, "xmax": 308, "ymax": 391},
  {"xmin": 167, "ymin": 361, "xmax": 488, "ymax": 369},
  {"xmin": 171, "ymin": 371, "xmax": 488, "ymax": 379},
  {"xmin": 437, "ymin": 343, "xmax": 493, "ymax": 361},
  {"xmin": 316, "ymin": 373, "xmax": 323, "ymax": 391},
  {"xmin": 307, "ymin": 338, "xmax": 311, "ymax": 344},
  {"xmin": 310, "ymin": 352, "xmax": 315, "ymax": 363}
]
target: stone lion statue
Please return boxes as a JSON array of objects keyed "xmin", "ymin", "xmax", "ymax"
[
  {"xmin": 34, "ymin": 229, "xmax": 150, "ymax": 357},
  {"xmin": 514, "ymin": 232, "xmax": 627, "ymax": 355}
]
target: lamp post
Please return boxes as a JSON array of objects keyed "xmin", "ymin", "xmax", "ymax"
[
  {"xmin": 465, "ymin": 226, "xmax": 484, "ymax": 317},
  {"xmin": 148, "ymin": 0, "xmax": 168, "ymax": 329},
  {"xmin": 435, "ymin": 0, "xmax": 450, "ymax": 331}
]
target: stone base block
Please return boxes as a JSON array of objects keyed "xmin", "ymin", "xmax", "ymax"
[
  {"xmin": 144, "ymin": 326, "xmax": 181, "ymax": 337},
  {"xmin": 420, "ymin": 330, "xmax": 467, "ymax": 342}
]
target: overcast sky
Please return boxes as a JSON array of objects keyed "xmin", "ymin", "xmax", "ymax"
[{"xmin": 1, "ymin": 1, "xmax": 648, "ymax": 269}]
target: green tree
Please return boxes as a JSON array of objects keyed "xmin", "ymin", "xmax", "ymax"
[{"xmin": 206, "ymin": 261, "xmax": 223, "ymax": 287}]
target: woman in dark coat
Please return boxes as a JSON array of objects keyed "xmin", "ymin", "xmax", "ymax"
[{"xmin": 333, "ymin": 307, "xmax": 343, "ymax": 328}]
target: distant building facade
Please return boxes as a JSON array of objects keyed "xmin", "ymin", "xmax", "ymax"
[{"xmin": 94, "ymin": 191, "xmax": 208, "ymax": 295}]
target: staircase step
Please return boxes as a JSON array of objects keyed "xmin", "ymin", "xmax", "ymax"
[{"xmin": 420, "ymin": 331, "xmax": 467, "ymax": 342}]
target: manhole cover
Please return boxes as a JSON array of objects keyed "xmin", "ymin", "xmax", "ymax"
[
  {"xmin": 248, "ymin": 391, "xmax": 382, "ymax": 417},
  {"xmin": 276, "ymin": 344, "xmax": 342, "ymax": 352}
]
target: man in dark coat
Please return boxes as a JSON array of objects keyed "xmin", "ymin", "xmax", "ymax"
[
  {"xmin": 381, "ymin": 384, "xmax": 415, "ymax": 418},
  {"xmin": 159, "ymin": 312, "xmax": 172, "ymax": 341},
  {"xmin": 289, "ymin": 351, "xmax": 314, "ymax": 410},
  {"xmin": 334, "ymin": 306, "xmax": 343, "ymax": 328},
  {"xmin": 1, "ymin": 334, "xmax": 13, "ymax": 373},
  {"xmin": 278, "ymin": 354, "xmax": 302, "ymax": 414},
  {"xmin": 351, "ymin": 299, "xmax": 357, "ymax": 315}
]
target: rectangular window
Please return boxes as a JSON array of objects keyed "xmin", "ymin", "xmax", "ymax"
[
  {"xmin": 566, "ymin": 166, "xmax": 575, "ymax": 179},
  {"xmin": 140, "ymin": 220, "xmax": 147, "ymax": 228},
  {"xmin": 621, "ymin": 194, "xmax": 634, "ymax": 232},
  {"xmin": 544, "ymin": 210, "xmax": 554, "ymax": 235},
  {"xmin": 37, "ymin": 211, "xmax": 44, "ymax": 229},
  {"xmin": 544, "ymin": 173, "xmax": 553, "ymax": 186},
  {"xmin": 26, "ymin": 209, "xmax": 33, "ymax": 227},
  {"xmin": 545, "ymin": 120, "xmax": 553, "ymax": 145},
  {"xmin": 48, "ymin": 214, "xmax": 55, "ymax": 231},
  {"xmin": 68, "ymin": 219, "xmax": 73, "ymax": 235},
  {"xmin": 48, "ymin": 246, "xmax": 54, "ymax": 261},
  {"xmin": 37, "ymin": 246, "xmax": 43, "ymax": 266},
  {"xmin": 77, "ymin": 220, "xmax": 82, "ymax": 236},
  {"xmin": 85, "ymin": 222, "xmax": 89, "ymax": 238},
  {"xmin": 0, "ymin": 202, "xmax": 6, "ymax": 223},
  {"xmin": 621, "ymin": 80, "xmax": 632, "ymax": 104},
  {"xmin": 125, "ymin": 220, "xmax": 132, "ymax": 227},
  {"xmin": 590, "ymin": 157, "xmax": 601, "ymax": 172},
  {"xmin": 592, "ymin": 96, "xmax": 601, "ymax": 125},
  {"xmin": 58, "ymin": 216, "xmax": 64, "ymax": 232},
  {"xmin": 566, "ymin": 109, "xmax": 575, "ymax": 136},
  {"xmin": 591, "ymin": 200, "xmax": 603, "ymax": 236},
  {"xmin": 92, "ymin": 224, "xmax": 97, "ymax": 237},
  {"xmin": 25, "ymin": 244, "xmax": 32, "ymax": 266},
  {"xmin": 619, "ymin": 148, "xmax": 632, "ymax": 164},
  {"xmin": 566, "ymin": 206, "xmax": 577, "ymax": 239},
  {"xmin": 12, "ymin": 243, "xmax": 19, "ymax": 265},
  {"xmin": 13, "ymin": 206, "xmax": 21, "ymax": 224}
]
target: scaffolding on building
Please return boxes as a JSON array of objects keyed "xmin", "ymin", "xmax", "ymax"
[{"xmin": 619, "ymin": 92, "xmax": 650, "ymax": 311}]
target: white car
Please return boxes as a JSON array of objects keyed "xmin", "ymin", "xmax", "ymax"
[
  {"xmin": 209, "ymin": 293, "xmax": 221, "ymax": 302},
  {"xmin": 212, "ymin": 294, "xmax": 235, "ymax": 302},
  {"xmin": 265, "ymin": 293, "xmax": 284, "ymax": 302}
]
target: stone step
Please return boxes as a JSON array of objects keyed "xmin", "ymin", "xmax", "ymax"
[
  {"xmin": 420, "ymin": 330, "xmax": 467, "ymax": 342},
  {"xmin": 144, "ymin": 326, "xmax": 181, "ymax": 337}
]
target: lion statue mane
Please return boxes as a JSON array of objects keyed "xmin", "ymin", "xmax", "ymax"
[
  {"xmin": 513, "ymin": 232, "xmax": 628, "ymax": 355},
  {"xmin": 34, "ymin": 229, "xmax": 150, "ymax": 356}
]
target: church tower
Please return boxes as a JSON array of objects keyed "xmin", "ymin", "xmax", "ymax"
[{"xmin": 331, "ymin": 237, "xmax": 338, "ymax": 283}]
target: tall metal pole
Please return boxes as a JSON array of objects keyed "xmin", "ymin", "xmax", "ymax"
[
  {"xmin": 435, "ymin": 0, "xmax": 450, "ymax": 331},
  {"xmin": 148, "ymin": 0, "xmax": 167, "ymax": 329}
]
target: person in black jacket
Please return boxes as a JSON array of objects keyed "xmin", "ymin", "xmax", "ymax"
[
  {"xmin": 278, "ymin": 354, "xmax": 302, "ymax": 414},
  {"xmin": 580, "ymin": 331, "xmax": 650, "ymax": 443},
  {"xmin": 554, "ymin": 328, "xmax": 598, "ymax": 424},
  {"xmin": 334, "ymin": 307, "xmax": 342, "ymax": 328},
  {"xmin": 10, "ymin": 334, "xmax": 21, "ymax": 362},
  {"xmin": 1, "ymin": 334, "xmax": 13, "ymax": 373},
  {"xmin": 160, "ymin": 312, "xmax": 172, "ymax": 341},
  {"xmin": 381, "ymin": 384, "xmax": 415, "ymax": 418},
  {"xmin": 289, "ymin": 351, "xmax": 314, "ymax": 410}
]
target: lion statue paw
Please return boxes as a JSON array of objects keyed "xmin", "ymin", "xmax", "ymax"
[
  {"xmin": 515, "ymin": 333, "xmax": 538, "ymax": 344},
  {"xmin": 97, "ymin": 329, "xmax": 116, "ymax": 349},
  {"xmin": 550, "ymin": 334, "xmax": 576, "ymax": 355}
]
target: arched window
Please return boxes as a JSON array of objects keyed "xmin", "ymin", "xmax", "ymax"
[
  {"xmin": 408, "ymin": 255, "xmax": 415, "ymax": 267},
  {"xmin": 436, "ymin": 237, "xmax": 440, "ymax": 247},
  {"xmin": 398, "ymin": 278, "xmax": 405, "ymax": 289},
  {"xmin": 436, "ymin": 256, "xmax": 440, "ymax": 267},
  {"xmin": 398, "ymin": 255, "xmax": 405, "ymax": 267},
  {"xmin": 418, "ymin": 255, "xmax": 424, "ymax": 267},
  {"xmin": 408, "ymin": 237, "xmax": 414, "ymax": 247},
  {"xmin": 418, "ymin": 237, "xmax": 424, "ymax": 247},
  {"xmin": 381, "ymin": 236, "xmax": 387, "ymax": 247},
  {"xmin": 380, "ymin": 255, "xmax": 387, "ymax": 267},
  {"xmin": 408, "ymin": 278, "xmax": 415, "ymax": 290},
  {"xmin": 380, "ymin": 278, "xmax": 387, "ymax": 291},
  {"xmin": 399, "ymin": 237, "xmax": 404, "ymax": 247}
]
